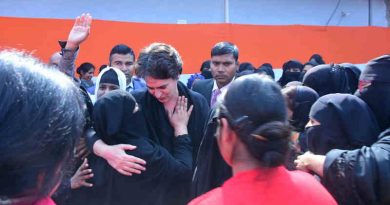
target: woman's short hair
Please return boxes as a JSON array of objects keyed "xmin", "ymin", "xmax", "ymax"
[
  {"xmin": 217, "ymin": 74, "xmax": 291, "ymax": 168},
  {"xmin": 0, "ymin": 51, "xmax": 85, "ymax": 199},
  {"xmin": 136, "ymin": 43, "xmax": 183, "ymax": 80}
]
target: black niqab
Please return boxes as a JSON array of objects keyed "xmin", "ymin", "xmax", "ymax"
[
  {"xmin": 356, "ymin": 55, "xmax": 390, "ymax": 131},
  {"xmin": 278, "ymin": 60, "xmax": 303, "ymax": 87},
  {"xmin": 290, "ymin": 86, "xmax": 319, "ymax": 132}
]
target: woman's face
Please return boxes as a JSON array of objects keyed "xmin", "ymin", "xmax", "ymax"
[
  {"xmin": 97, "ymin": 83, "xmax": 120, "ymax": 99},
  {"xmin": 306, "ymin": 117, "xmax": 320, "ymax": 128},
  {"xmin": 216, "ymin": 118, "xmax": 235, "ymax": 166},
  {"xmin": 82, "ymin": 68, "xmax": 95, "ymax": 81},
  {"xmin": 303, "ymin": 64, "xmax": 314, "ymax": 73},
  {"xmin": 145, "ymin": 77, "xmax": 178, "ymax": 104}
]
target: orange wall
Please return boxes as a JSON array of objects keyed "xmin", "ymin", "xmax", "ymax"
[{"xmin": 0, "ymin": 16, "xmax": 389, "ymax": 74}]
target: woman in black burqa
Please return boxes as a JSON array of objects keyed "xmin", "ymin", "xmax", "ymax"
[
  {"xmin": 305, "ymin": 93, "xmax": 380, "ymax": 155},
  {"xmin": 282, "ymin": 85, "xmax": 319, "ymax": 151},
  {"xmin": 281, "ymin": 85, "xmax": 319, "ymax": 170},
  {"xmin": 91, "ymin": 90, "xmax": 193, "ymax": 205},
  {"xmin": 295, "ymin": 55, "xmax": 390, "ymax": 205},
  {"xmin": 302, "ymin": 64, "xmax": 359, "ymax": 96},
  {"xmin": 277, "ymin": 60, "xmax": 304, "ymax": 87}
]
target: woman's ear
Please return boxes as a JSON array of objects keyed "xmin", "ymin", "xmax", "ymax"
[{"xmin": 217, "ymin": 118, "xmax": 237, "ymax": 166}]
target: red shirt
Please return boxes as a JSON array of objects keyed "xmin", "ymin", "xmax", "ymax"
[
  {"xmin": 189, "ymin": 166, "xmax": 336, "ymax": 205},
  {"xmin": 34, "ymin": 197, "xmax": 56, "ymax": 205}
]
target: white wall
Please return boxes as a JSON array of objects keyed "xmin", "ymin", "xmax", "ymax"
[{"xmin": 0, "ymin": 0, "xmax": 387, "ymax": 26}]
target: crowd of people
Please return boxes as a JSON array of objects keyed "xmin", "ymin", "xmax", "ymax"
[{"xmin": 1, "ymin": 13, "xmax": 389, "ymax": 205}]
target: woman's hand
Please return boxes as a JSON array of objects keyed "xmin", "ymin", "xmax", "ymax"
[
  {"xmin": 71, "ymin": 158, "xmax": 93, "ymax": 189},
  {"xmin": 93, "ymin": 140, "xmax": 147, "ymax": 176},
  {"xmin": 295, "ymin": 151, "xmax": 325, "ymax": 177},
  {"xmin": 168, "ymin": 96, "xmax": 194, "ymax": 137}
]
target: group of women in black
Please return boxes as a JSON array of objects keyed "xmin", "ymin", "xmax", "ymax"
[
  {"xmin": 63, "ymin": 52, "xmax": 390, "ymax": 205},
  {"xmin": 278, "ymin": 55, "xmax": 390, "ymax": 205},
  {"xmin": 192, "ymin": 54, "xmax": 390, "ymax": 205},
  {"xmin": 3, "ymin": 13, "xmax": 389, "ymax": 205},
  {"xmin": 51, "ymin": 14, "xmax": 389, "ymax": 205}
]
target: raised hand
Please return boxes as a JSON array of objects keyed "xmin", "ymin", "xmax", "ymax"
[
  {"xmin": 66, "ymin": 13, "xmax": 92, "ymax": 50},
  {"xmin": 168, "ymin": 96, "xmax": 194, "ymax": 136}
]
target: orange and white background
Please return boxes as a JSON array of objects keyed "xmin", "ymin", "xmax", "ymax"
[{"xmin": 1, "ymin": 0, "xmax": 389, "ymax": 81}]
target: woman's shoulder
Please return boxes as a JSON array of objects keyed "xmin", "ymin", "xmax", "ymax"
[
  {"xmin": 188, "ymin": 187, "xmax": 223, "ymax": 205},
  {"xmin": 288, "ymin": 170, "xmax": 337, "ymax": 204}
]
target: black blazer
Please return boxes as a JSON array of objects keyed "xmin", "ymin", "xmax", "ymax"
[{"xmin": 192, "ymin": 78, "xmax": 214, "ymax": 106}]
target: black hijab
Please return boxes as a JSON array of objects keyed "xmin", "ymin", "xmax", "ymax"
[
  {"xmin": 355, "ymin": 55, "xmax": 390, "ymax": 131},
  {"xmin": 278, "ymin": 60, "xmax": 303, "ymax": 87},
  {"xmin": 302, "ymin": 64, "xmax": 353, "ymax": 96},
  {"xmin": 255, "ymin": 63, "xmax": 275, "ymax": 79},
  {"xmin": 238, "ymin": 62, "xmax": 255, "ymax": 73},
  {"xmin": 236, "ymin": 69, "xmax": 254, "ymax": 78},
  {"xmin": 340, "ymin": 63, "xmax": 361, "ymax": 94},
  {"xmin": 309, "ymin": 54, "xmax": 325, "ymax": 65},
  {"xmin": 93, "ymin": 90, "xmax": 146, "ymax": 145},
  {"xmin": 200, "ymin": 60, "xmax": 212, "ymax": 79},
  {"xmin": 306, "ymin": 93, "xmax": 380, "ymax": 155},
  {"xmin": 289, "ymin": 86, "xmax": 319, "ymax": 132}
]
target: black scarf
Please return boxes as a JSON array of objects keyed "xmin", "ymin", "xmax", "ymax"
[
  {"xmin": 303, "ymin": 64, "xmax": 352, "ymax": 96},
  {"xmin": 306, "ymin": 93, "xmax": 380, "ymax": 155},
  {"xmin": 290, "ymin": 86, "xmax": 319, "ymax": 132}
]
